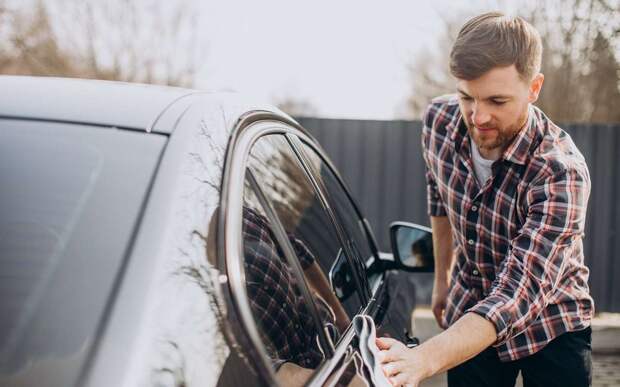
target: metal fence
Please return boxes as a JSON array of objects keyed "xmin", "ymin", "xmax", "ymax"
[{"xmin": 298, "ymin": 117, "xmax": 620, "ymax": 313}]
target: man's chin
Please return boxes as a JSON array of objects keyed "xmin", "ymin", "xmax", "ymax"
[{"xmin": 472, "ymin": 137, "xmax": 501, "ymax": 152}]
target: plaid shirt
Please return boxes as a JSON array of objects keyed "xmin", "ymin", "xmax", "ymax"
[
  {"xmin": 422, "ymin": 94, "xmax": 594, "ymax": 361},
  {"xmin": 242, "ymin": 206, "xmax": 335, "ymax": 369}
]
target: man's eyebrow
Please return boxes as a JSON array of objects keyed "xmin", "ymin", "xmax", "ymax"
[
  {"xmin": 487, "ymin": 94, "xmax": 512, "ymax": 100},
  {"xmin": 457, "ymin": 89, "xmax": 512, "ymax": 100}
]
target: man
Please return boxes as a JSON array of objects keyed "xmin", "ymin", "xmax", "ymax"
[{"xmin": 377, "ymin": 12, "xmax": 593, "ymax": 387}]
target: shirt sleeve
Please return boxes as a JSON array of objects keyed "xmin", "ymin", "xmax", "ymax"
[
  {"xmin": 466, "ymin": 166, "xmax": 590, "ymax": 345},
  {"xmin": 421, "ymin": 105, "xmax": 447, "ymax": 217}
]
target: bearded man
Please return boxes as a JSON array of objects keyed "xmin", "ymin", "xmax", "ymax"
[{"xmin": 378, "ymin": 12, "xmax": 593, "ymax": 387}]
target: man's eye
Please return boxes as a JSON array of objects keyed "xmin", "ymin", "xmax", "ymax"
[
  {"xmin": 492, "ymin": 100, "xmax": 507, "ymax": 105},
  {"xmin": 460, "ymin": 96, "xmax": 473, "ymax": 101}
]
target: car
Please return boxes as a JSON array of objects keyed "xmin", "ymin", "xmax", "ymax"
[{"xmin": 0, "ymin": 76, "xmax": 434, "ymax": 387}]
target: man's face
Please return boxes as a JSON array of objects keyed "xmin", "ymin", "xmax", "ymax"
[{"xmin": 456, "ymin": 65, "xmax": 543, "ymax": 158}]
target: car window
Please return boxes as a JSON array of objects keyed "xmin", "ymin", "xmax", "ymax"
[
  {"xmin": 240, "ymin": 175, "xmax": 332, "ymax": 385},
  {"xmin": 0, "ymin": 119, "xmax": 166, "ymax": 387},
  {"xmin": 246, "ymin": 135, "xmax": 363, "ymax": 321},
  {"xmin": 295, "ymin": 138, "xmax": 376, "ymax": 295}
]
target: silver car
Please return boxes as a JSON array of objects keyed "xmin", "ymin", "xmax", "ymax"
[{"xmin": 0, "ymin": 76, "xmax": 434, "ymax": 387}]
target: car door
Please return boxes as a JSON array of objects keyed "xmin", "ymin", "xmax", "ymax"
[{"xmin": 220, "ymin": 118, "xmax": 372, "ymax": 386}]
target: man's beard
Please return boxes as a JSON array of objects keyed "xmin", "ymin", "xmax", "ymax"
[
  {"xmin": 465, "ymin": 111, "xmax": 529, "ymax": 153},
  {"xmin": 468, "ymin": 124, "xmax": 518, "ymax": 152}
]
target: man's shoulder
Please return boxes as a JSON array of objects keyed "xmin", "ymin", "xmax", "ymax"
[
  {"xmin": 423, "ymin": 94, "xmax": 461, "ymax": 135},
  {"xmin": 430, "ymin": 93, "xmax": 460, "ymax": 107},
  {"xmin": 529, "ymin": 107, "xmax": 589, "ymax": 183},
  {"xmin": 425, "ymin": 94, "xmax": 460, "ymax": 119}
]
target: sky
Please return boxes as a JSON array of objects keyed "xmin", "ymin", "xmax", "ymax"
[
  {"xmin": 194, "ymin": 0, "xmax": 470, "ymax": 120},
  {"xmin": 31, "ymin": 0, "xmax": 521, "ymax": 120}
]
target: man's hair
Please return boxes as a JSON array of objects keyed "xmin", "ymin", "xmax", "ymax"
[{"xmin": 449, "ymin": 12, "xmax": 542, "ymax": 81}]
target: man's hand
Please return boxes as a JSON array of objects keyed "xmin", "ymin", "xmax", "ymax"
[
  {"xmin": 377, "ymin": 313, "xmax": 497, "ymax": 387},
  {"xmin": 376, "ymin": 337, "xmax": 430, "ymax": 387},
  {"xmin": 431, "ymin": 280, "xmax": 449, "ymax": 329}
]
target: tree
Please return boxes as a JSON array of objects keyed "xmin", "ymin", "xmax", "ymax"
[
  {"xmin": 532, "ymin": 0, "xmax": 620, "ymax": 123},
  {"xmin": 274, "ymin": 95, "xmax": 319, "ymax": 117},
  {"xmin": 405, "ymin": 0, "xmax": 620, "ymax": 123},
  {"xmin": 0, "ymin": 0, "xmax": 205, "ymax": 87},
  {"xmin": 404, "ymin": 13, "xmax": 463, "ymax": 120}
]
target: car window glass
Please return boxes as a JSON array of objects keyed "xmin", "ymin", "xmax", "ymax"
[
  {"xmin": 246, "ymin": 135, "xmax": 363, "ymax": 322},
  {"xmin": 0, "ymin": 120, "xmax": 166, "ymax": 387},
  {"xmin": 241, "ymin": 176, "xmax": 329, "ymax": 383},
  {"xmin": 296, "ymin": 139, "xmax": 376, "ymax": 293}
]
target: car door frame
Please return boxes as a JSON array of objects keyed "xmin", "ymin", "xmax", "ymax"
[{"xmin": 218, "ymin": 110, "xmax": 398, "ymax": 386}]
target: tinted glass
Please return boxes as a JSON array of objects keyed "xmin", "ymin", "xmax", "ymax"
[
  {"xmin": 246, "ymin": 135, "xmax": 362, "ymax": 321},
  {"xmin": 0, "ymin": 120, "xmax": 165, "ymax": 387},
  {"xmin": 241, "ymin": 177, "xmax": 329, "ymax": 385},
  {"xmin": 298, "ymin": 140, "xmax": 375, "ymax": 293}
]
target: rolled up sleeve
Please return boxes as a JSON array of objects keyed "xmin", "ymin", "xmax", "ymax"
[{"xmin": 467, "ymin": 166, "xmax": 590, "ymax": 344}]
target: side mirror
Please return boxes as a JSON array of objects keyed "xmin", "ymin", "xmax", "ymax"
[{"xmin": 389, "ymin": 222, "xmax": 434, "ymax": 272}]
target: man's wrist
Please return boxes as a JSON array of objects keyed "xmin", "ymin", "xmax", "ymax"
[
  {"xmin": 433, "ymin": 273, "xmax": 450, "ymax": 286},
  {"xmin": 412, "ymin": 343, "xmax": 441, "ymax": 379}
]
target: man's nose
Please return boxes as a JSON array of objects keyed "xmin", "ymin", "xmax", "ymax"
[{"xmin": 472, "ymin": 103, "xmax": 491, "ymax": 127}]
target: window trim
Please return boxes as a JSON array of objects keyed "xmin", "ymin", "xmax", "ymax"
[{"xmin": 218, "ymin": 115, "xmax": 339, "ymax": 384}]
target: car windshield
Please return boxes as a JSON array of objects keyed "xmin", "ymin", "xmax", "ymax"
[{"xmin": 0, "ymin": 119, "xmax": 166, "ymax": 387}]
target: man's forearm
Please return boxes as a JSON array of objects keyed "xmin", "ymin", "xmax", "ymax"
[{"xmin": 417, "ymin": 313, "xmax": 497, "ymax": 377}]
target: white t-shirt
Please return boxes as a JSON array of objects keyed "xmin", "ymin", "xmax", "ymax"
[{"xmin": 470, "ymin": 137, "xmax": 497, "ymax": 187}]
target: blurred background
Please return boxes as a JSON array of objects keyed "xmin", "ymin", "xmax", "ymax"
[{"xmin": 0, "ymin": 0, "xmax": 618, "ymax": 122}]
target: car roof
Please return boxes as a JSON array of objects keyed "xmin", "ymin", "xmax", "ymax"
[
  {"xmin": 0, "ymin": 76, "xmax": 197, "ymax": 132},
  {"xmin": 0, "ymin": 75, "xmax": 295, "ymax": 139},
  {"xmin": 0, "ymin": 76, "xmax": 296, "ymax": 136}
]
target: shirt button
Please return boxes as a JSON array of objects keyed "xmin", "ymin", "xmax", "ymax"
[
  {"xmin": 471, "ymin": 205, "xmax": 478, "ymax": 212},
  {"xmin": 468, "ymin": 239, "xmax": 475, "ymax": 246},
  {"xmin": 472, "ymin": 269, "xmax": 479, "ymax": 275}
]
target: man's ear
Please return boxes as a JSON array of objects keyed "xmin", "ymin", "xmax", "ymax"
[{"xmin": 528, "ymin": 73, "xmax": 544, "ymax": 103}]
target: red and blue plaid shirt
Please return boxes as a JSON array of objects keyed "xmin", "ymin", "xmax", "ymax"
[{"xmin": 422, "ymin": 94, "xmax": 594, "ymax": 361}]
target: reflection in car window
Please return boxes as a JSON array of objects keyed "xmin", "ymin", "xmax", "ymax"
[
  {"xmin": 246, "ymin": 135, "xmax": 363, "ymax": 321},
  {"xmin": 241, "ymin": 177, "xmax": 329, "ymax": 385},
  {"xmin": 297, "ymin": 140, "xmax": 375, "ymax": 293}
]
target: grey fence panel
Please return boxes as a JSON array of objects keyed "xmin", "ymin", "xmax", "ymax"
[
  {"xmin": 298, "ymin": 117, "xmax": 619, "ymax": 313},
  {"xmin": 565, "ymin": 124, "xmax": 619, "ymax": 313},
  {"xmin": 401, "ymin": 121, "xmax": 428, "ymax": 227},
  {"xmin": 613, "ymin": 130, "xmax": 620, "ymax": 311}
]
